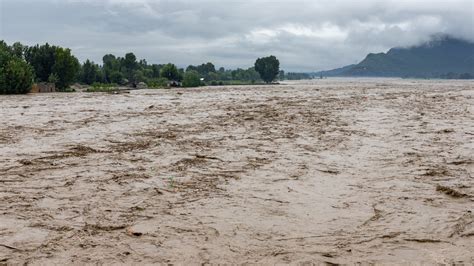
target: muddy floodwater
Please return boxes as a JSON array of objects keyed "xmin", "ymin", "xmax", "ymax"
[{"xmin": 0, "ymin": 79, "xmax": 473, "ymax": 264}]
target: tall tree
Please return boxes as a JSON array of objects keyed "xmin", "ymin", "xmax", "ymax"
[
  {"xmin": 11, "ymin": 42, "xmax": 26, "ymax": 58},
  {"xmin": 81, "ymin": 59, "xmax": 101, "ymax": 85},
  {"xmin": 186, "ymin": 62, "xmax": 217, "ymax": 81},
  {"xmin": 103, "ymin": 54, "xmax": 120, "ymax": 83},
  {"xmin": 24, "ymin": 43, "xmax": 80, "ymax": 90},
  {"xmin": 160, "ymin": 63, "xmax": 181, "ymax": 81},
  {"xmin": 0, "ymin": 41, "xmax": 34, "ymax": 94},
  {"xmin": 0, "ymin": 58, "xmax": 34, "ymax": 94},
  {"xmin": 150, "ymin": 64, "xmax": 163, "ymax": 78},
  {"xmin": 24, "ymin": 43, "xmax": 56, "ymax": 82},
  {"xmin": 123, "ymin": 52, "xmax": 138, "ymax": 82},
  {"xmin": 279, "ymin": 70, "xmax": 285, "ymax": 80},
  {"xmin": 182, "ymin": 70, "xmax": 201, "ymax": 87},
  {"xmin": 254, "ymin": 55, "xmax": 280, "ymax": 83},
  {"xmin": 52, "ymin": 48, "xmax": 80, "ymax": 90}
]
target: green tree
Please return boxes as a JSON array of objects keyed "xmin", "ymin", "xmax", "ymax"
[
  {"xmin": 286, "ymin": 72, "xmax": 311, "ymax": 80},
  {"xmin": 160, "ymin": 63, "xmax": 181, "ymax": 81},
  {"xmin": 103, "ymin": 54, "xmax": 120, "ymax": 83},
  {"xmin": 0, "ymin": 41, "xmax": 34, "ymax": 94},
  {"xmin": 279, "ymin": 70, "xmax": 285, "ymax": 80},
  {"xmin": 24, "ymin": 43, "xmax": 80, "ymax": 90},
  {"xmin": 138, "ymin": 59, "xmax": 148, "ymax": 68},
  {"xmin": 123, "ymin": 52, "xmax": 138, "ymax": 82},
  {"xmin": 254, "ymin": 55, "xmax": 280, "ymax": 83},
  {"xmin": 207, "ymin": 72, "xmax": 219, "ymax": 81},
  {"xmin": 459, "ymin": 73, "xmax": 473, "ymax": 79},
  {"xmin": 200, "ymin": 62, "xmax": 216, "ymax": 74},
  {"xmin": 24, "ymin": 43, "xmax": 57, "ymax": 82},
  {"xmin": 182, "ymin": 70, "xmax": 201, "ymax": 87},
  {"xmin": 80, "ymin": 59, "xmax": 101, "ymax": 85},
  {"xmin": 150, "ymin": 64, "xmax": 163, "ymax": 78},
  {"xmin": 186, "ymin": 65, "xmax": 198, "ymax": 72},
  {"xmin": 11, "ymin": 42, "xmax": 26, "ymax": 58},
  {"xmin": 133, "ymin": 70, "xmax": 145, "ymax": 84},
  {"xmin": 0, "ymin": 41, "xmax": 11, "ymax": 65},
  {"xmin": 109, "ymin": 71, "xmax": 124, "ymax": 84},
  {"xmin": 0, "ymin": 58, "xmax": 34, "ymax": 94},
  {"xmin": 52, "ymin": 48, "xmax": 80, "ymax": 90},
  {"xmin": 186, "ymin": 62, "xmax": 217, "ymax": 81}
]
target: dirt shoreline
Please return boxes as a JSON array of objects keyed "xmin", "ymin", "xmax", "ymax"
[{"xmin": 1, "ymin": 79, "xmax": 473, "ymax": 264}]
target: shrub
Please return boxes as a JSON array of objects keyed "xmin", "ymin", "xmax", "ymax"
[
  {"xmin": 147, "ymin": 77, "xmax": 169, "ymax": 88},
  {"xmin": 86, "ymin": 82, "xmax": 118, "ymax": 92},
  {"xmin": 182, "ymin": 70, "xmax": 201, "ymax": 87}
]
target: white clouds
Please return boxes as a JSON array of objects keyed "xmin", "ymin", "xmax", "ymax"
[
  {"xmin": 245, "ymin": 29, "xmax": 279, "ymax": 44},
  {"xmin": 1, "ymin": 0, "xmax": 473, "ymax": 71},
  {"xmin": 245, "ymin": 23, "xmax": 348, "ymax": 46},
  {"xmin": 280, "ymin": 23, "xmax": 348, "ymax": 40}
]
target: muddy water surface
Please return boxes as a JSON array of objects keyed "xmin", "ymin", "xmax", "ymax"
[{"xmin": 0, "ymin": 79, "xmax": 473, "ymax": 264}]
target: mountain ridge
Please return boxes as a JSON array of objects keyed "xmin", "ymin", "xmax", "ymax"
[{"xmin": 317, "ymin": 35, "xmax": 474, "ymax": 78}]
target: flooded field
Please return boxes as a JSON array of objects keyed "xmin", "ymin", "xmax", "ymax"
[{"xmin": 0, "ymin": 79, "xmax": 473, "ymax": 264}]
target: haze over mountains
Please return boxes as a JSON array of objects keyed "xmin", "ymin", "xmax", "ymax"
[{"xmin": 318, "ymin": 35, "xmax": 474, "ymax": 78}]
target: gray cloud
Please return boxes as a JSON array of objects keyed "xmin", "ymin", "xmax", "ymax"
[{"xmin": 1, "ymin": 0, "xmax": 473, "ymax": 71}]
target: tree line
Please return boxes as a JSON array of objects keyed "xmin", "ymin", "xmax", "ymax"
[
  {"xmin": 1, "ymin": 40, "xmax": 291, "ymax": 94},
  {"xmin": 80, "ymin": 54, "xmax": 281, "ymax": 87},
  {"xmin": 1, "ymin": 41, "xmax": 80, "ymax": 94}
]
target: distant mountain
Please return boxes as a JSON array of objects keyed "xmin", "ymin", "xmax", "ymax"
[
  {"xmin": 314, "ymin": 64, "xmax": 356, "ymax": 77},
  {"xmin": 318, "ymin": 35, "xmax": 474, "ymax": 78}
]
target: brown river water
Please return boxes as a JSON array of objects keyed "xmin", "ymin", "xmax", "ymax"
[{"xmin": 0, "ymin": 78, "xmax": 473, "ymax": 264}]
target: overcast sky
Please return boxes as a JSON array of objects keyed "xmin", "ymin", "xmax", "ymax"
[{"xmin": 1, "ymin": 0, "xmax": 473, "ymax": 71}]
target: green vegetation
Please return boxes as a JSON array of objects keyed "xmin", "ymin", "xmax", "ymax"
[
  {"xmin": 160, "ymin": 63, "xmax": 182, "ymax": 81},
  {"xmin": 255, "ymin": 55, "xmax": 280, "ymax": 83},
  {"xmin": 209, "ymin": 80, "xmax": 265, "ymax": 86},
  {"xmin": 52, "ymin": 48, "xmax": 80, "ymax": 90},
  {"xmin": 123, "ymin": 52, "xmax": 138, "ymax": 83},
  {"xmin": 102, "ymin": 54, "xmax": 122, "ymax": 84},
  {"xmin": 80, "ymin": 59, "xmax": 103, "ymax": 85},
  {"xmin": 441, "ymin": 72, "xmax": 473, "ymax": 79},
  {"xmin": 92, "ymin": 55, "xmax": 270, "ymax": 88},
  {"xmin": 24, "ymin": 43, "xmax": 80, "ymax": 90},
  {"xmin": 0, "ymin": 56, "xmax": 34, "ymax": 94},
  {"xmin": 0, "ymin": 41, "xmax": 34, "ymax": 94},
  {"xmin": 182, "ymin": 70, "xmax": 201, "ymax": 87},
  {"xmin": 285, "ymin": 72, "xmax": 312, "ymax": 80},
  {"xmin": 86, "ymin": 83, "xmax": 118, "ymax": 92},
  {"xmin": 185, "ymin": 65, "xmax": 262, "ymax": 84},
  {"xmin": 1, "ymin": 40, "xmax": 291, "ymax": 94},
  {"xmin": 186, "ymin": 62, "xmax": 216, "ymax": 81},
  {"xmin": 147, "ymin": 77, "xmax": 169, "ymax": 88},
  {"xmin": 2, "ymin": 36, "xmax": 473, "ymax": 95}
]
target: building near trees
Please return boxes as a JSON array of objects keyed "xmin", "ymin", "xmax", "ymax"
[{"xmin": 31, "ymin": 82, "xmax": 56, "ymax": 93}]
